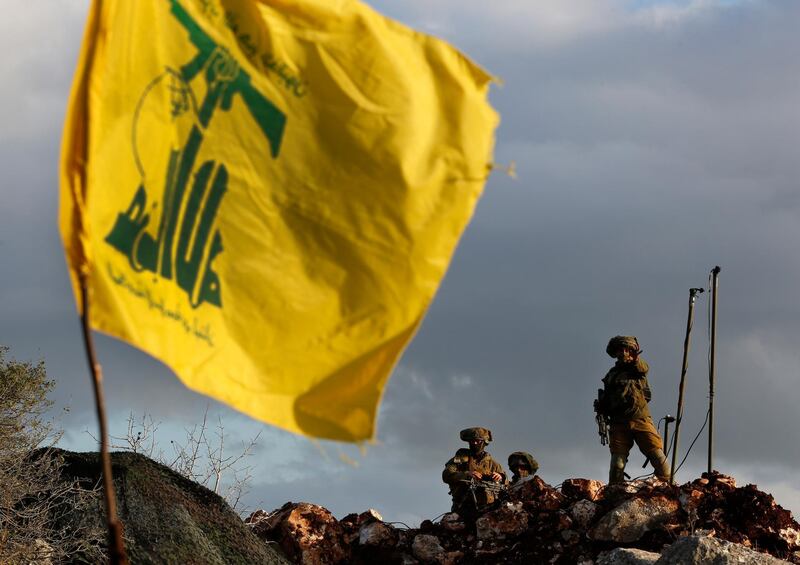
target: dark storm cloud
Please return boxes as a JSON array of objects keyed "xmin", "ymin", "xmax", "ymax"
[{"xmin": 1, "ymin": 0, "xmax": 798, "ymax": 523}]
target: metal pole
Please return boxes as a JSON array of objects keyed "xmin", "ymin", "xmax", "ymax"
[
  {"xmin": 707, "ymin": 266, "xmax": 720, "ymax": 474},
  {"xmin": 670, "ymin": 287, "xmax": 703, "ymax": 482},
  {"xmin": 79, "ymin": 275, "xmax": 129, "ymax": 565},
  {"xmin": 663, "ymin": 415, "xmax": 675, "ymax": 456}
]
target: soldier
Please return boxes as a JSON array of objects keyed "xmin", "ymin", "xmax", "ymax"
[
  {"xmin": 442, "ymin": 427, "xmax": 506, "ymax": 520},
  {"xmin": 596, "ymin": 336, "xmax": 670, "ymax": 484},
  {"xmin": 507, "ymin": 451, "xmax": 539, "ymax": 484}
]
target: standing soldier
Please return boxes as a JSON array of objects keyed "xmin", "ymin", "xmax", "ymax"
[
  {"xmin": 595, "ymin": 336, "xmax": 670, "ymax": 484},
  {"xmin": 442, "ymin": 427, "xmax": 506, "ymax": 520},
  {"xmin": 508, "ymin": 451, "xmax": 539, "ymax": 484}
]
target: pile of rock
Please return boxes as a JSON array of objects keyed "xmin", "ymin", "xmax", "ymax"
[{"xmin": 246, "ymin": 472, "xmax": 800, "ymax": 564}]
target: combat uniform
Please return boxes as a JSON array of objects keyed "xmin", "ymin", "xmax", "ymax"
[
  {"xmin": 442, "ymin": 428, "xmax": 506, "ymax": 520},
  {"xmin": 598, "ymin": 336, "xmax": 670, "ymax": 483},
  {"xmin": 508, "ymin": 451, "xmax": 539, "ymax": 484}
]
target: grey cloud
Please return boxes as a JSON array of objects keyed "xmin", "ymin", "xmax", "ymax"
[
  {"xmin": 1, "ymin": 0, "xmax": 799, "ymax": 524},
  {"xmin": 0, "ymin": 2, "xmax": 86, "ymax": 142}
]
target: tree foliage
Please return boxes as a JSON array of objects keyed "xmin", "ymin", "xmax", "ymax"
[
  {"xmin": 0, "ymin": 345, "xmax": 261, "ymax": 564},
  {"xmin": 0, "ymin": 347, "xmax": 104, "ymax": 563}
]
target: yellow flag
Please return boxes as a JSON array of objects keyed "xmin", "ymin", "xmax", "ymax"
[{"xmin": 60, "ymin": 0, "xmax": 498, "ymax": 441}]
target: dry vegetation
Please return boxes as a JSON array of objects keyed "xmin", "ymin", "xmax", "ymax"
[
  {"xmin": 0, "ymin": 347, "xmax": 104, "ymax": 563},
  {"xmin": 98, "ymin": 408, "xmax": 261, "ymax": 512}
]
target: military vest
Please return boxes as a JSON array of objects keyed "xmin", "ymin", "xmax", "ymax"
[
  {"xmin": 601, "ymin": 358, "xmax": 652, "ymax": 422},
  {"xmin": 442, "ymin": 448, "xmax": 506, "ymax": 511}
]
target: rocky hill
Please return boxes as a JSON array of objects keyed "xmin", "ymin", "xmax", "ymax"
[
  {"xmin": 47, "ymin": 449, "xmax": 289, "ymax": 564},
  {"xmin": 246, "ymin": 472, "xmax": 800, "ymax": 564},
  {"xmin": 39, "ymin": 451, "xmax": 800, "ymax": 564}
]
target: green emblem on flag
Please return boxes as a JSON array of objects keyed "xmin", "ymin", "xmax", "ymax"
[{"xmin": 105, "ymin": 0, "xmax": 286, "ymax": 309}]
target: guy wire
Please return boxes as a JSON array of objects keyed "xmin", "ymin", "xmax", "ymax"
[{"xmin": 675, "ymin": 408, "xmax": 711, "ymax": 474}]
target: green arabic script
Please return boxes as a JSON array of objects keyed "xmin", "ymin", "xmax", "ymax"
[{"xmin": 106, "ymin": 262, "xmax": 215, "ymax": 346}]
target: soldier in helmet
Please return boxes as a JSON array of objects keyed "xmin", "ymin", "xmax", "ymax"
[
  {"xmin": 507, "ymin": 451, "xmax": 539, "ymax": 484},
  {"xmin": 596, "ymin": 336, "xmax": 670, "ymax": 484},
  {"xmin": 442, "ymin": 427, "xmax": 506, "ymax": 520}
]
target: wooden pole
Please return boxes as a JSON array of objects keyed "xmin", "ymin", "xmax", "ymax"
[
  {"xmin": 79, "ymin": 275, "xmax": 129, "ymax": 565},
  {"xmin": 670, "ymin": 287, "xmax": 703, "ymax": 483}
]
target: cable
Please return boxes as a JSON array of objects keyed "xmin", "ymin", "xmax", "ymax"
[
  {"xmin": 613, "ymin": 475, "xmax": 658, "ymax": 490},
  {"xmin": 674, "ymin": 407, "xmax": 711, "ymax": 474},
  {"xmin": 666, "ymin": 424, "xmax": 679, "ymax": 460}
]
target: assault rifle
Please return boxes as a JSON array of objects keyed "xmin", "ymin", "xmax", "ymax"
[
  {"xmin": 594, "ymin": 388, "xmax": 609, "ymax": 446},
  {"xmin": 459, "ymin": 477, "xmax": 507, "ymax": 510}
]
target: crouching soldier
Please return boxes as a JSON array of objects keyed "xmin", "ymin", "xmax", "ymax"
[
  {"xmin": 508, "ymin": 451, "xmax": 539, "ymax": 484},
  {"xmin": 596, "ymin": 336, "xmax": 670, "ymax": 484},
  {"xmin": 442, "ymin": 427, "xmax": 506, "ymax": 521}
]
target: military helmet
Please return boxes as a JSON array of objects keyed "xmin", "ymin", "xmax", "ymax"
[
  {"xmin": 460, "ymin": 427, "xmax": 492, "ymax": 443},
  {"xmin": 508, "ymin": 451, "xmax": 537, "ymax": 471},
  {"xmin": 606, "ymin": 335, "xmax": 640, "ymax": 357}
]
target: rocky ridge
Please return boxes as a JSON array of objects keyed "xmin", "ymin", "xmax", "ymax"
[
  {"xmin": 48, "ymin": 449, "xmax": 289, "ymax": 564},
  {"xmin": 247, "ymin": 472, "xmax": 800, "ymax": 564}
]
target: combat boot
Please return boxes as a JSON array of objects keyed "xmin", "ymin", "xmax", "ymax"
[
  {"xmin": 609, "ymin": 453, "xmax": 626, "ymax": 484},
  {"xmin": 647, "ymin": 449, "xmax": 671, "ymax": 482}
]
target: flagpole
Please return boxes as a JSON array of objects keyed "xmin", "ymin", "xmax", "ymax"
[{"xmin": 79, "ymin": 275, "xmax": 129, "ymax": 565}]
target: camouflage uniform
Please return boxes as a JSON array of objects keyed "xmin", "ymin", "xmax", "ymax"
[
  {"xmin": 508, "ymin": 451, "xmax": 539, "ymax": 484},
  {"xmin": 442, "ymin": 427, "xmax": 506, "ymax": 520},
  {"xmin": 598, "ymin": 336, "xmax": 670, "ymax": 483}
]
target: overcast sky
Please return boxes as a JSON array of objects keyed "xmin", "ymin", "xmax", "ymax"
[{"xmin": 1, "ymin": 0, "xmax": 799, "ymax": 526}]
